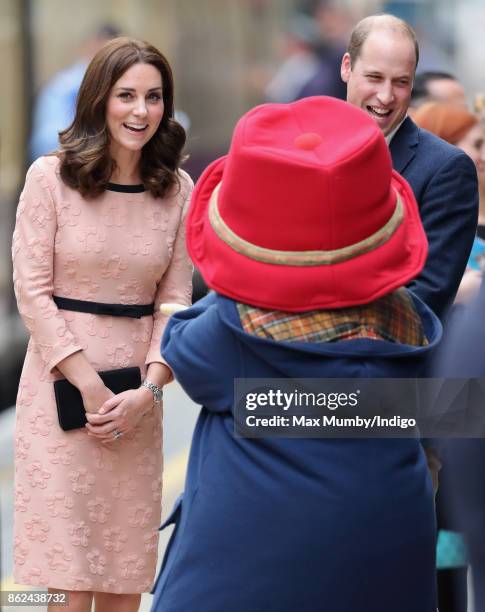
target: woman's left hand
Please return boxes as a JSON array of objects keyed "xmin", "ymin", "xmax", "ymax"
[{"xmin": 85, "ymin": 386, "xmax": 154, "ymax": 444}]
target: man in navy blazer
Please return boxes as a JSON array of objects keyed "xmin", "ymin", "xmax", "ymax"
[{"xmin": 341, "ymin": 14, "xmax": 478, "ymax": 319}]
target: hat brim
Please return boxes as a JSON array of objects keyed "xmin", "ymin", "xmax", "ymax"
[{"xmin": 187, "ymin": 156, "xmax": 428, "ymax": 311}]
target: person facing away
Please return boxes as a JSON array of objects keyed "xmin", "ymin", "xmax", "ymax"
[
  {"xmin": 13, "ymin": 37, "xmax": 192, "ymax": 612},
  {"xmin": 151, "ymin": 95, "xmax": 441, "ymax": 612},
  {"xmin": 340, "ymin": 14, "xmax": 478, "ymax": 320}
]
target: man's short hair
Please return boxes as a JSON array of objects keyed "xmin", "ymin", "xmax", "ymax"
[
  {"xmin": 347, "ymin": 14, "xmax": 419, "ymax": 70},
  {"xmin": 411, "ymin": 71, "xmax": 458, "ymax": 104}
]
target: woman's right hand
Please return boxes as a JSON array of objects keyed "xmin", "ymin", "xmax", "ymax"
[
  {"xmin": 56, "ymin": 352, "xmax": 115, "ymax": 414},
  {"xmin": 80, "ymin": 379, "xmax": 115, "ymax": 414}
]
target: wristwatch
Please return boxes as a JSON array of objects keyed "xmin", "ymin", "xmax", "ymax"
[{"xmin": 141, "ymin": 379, "xmax": 163, "ymax": 409}]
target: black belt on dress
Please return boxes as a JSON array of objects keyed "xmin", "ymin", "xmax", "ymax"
[{"xmin": 53, "ymin": 296, "xmax": 154, "ymax": 319}]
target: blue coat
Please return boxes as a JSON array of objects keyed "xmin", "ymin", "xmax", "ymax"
[
  {"xmin": 390, "ymin": 117, "xmax": 478, "ymax": 319},
  {"xmin": 152, "ymin": 291, "xmax": 441, "ymax": 612}
]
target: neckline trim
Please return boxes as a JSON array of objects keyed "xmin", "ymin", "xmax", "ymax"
[{"xmin": 106, "ymin": 182, "xmax": 145, "ymax": 193}]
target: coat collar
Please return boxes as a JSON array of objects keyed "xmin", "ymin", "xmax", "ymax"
[{"xmin": 389, "ymin": 116, "xmax": 419, "ymax": 174}]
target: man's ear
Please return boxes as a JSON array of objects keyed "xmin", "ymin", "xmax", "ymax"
[{"xmin": 340, "ymin": 53, "xmax": 351, "ymax": 83}]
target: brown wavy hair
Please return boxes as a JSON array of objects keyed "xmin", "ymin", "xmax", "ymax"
[{"xmin": 59, "ymin": 37, "xmax": 186, "ymax": 198}]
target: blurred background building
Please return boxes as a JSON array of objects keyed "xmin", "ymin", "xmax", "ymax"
[{"xmin": 1, "ymin": 0, "xmax": 485, "ymax": 411}]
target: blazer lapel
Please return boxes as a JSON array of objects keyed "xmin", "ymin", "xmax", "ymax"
[{"xmin": 389, "ymin": 116, "xmax": 419, "ymax": 174}]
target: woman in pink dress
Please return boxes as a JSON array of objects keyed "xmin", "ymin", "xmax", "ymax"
[{"xmin": 12, "ymin": 37, "xmax": 192, "ymax": 611}]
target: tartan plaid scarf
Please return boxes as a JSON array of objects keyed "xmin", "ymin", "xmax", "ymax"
[{"xmin": 237, "ymin": 288, "xmax": 428, "ymax": 346}]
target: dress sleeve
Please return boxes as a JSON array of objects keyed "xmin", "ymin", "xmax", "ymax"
[
  {"xmin": 145, "ymin": 173, "xmax": 194, "ymax": 366},
  {"xmin": 12, "ymin": 159, "xmax": 83, "ymax": 371}
]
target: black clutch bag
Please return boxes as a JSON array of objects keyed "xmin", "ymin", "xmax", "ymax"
[{"xmin": 54, "ymin": 366, "xmax": 142, "ymax": 431}]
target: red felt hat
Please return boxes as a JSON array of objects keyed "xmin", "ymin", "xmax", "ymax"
[{"xmin": 187, "ymin": 96, "xmax": 427, "ymax": 311}]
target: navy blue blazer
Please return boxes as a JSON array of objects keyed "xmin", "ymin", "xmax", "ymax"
[{"xmin": 390, "ymin": 117, "xmax": 478, "ymax": 319}]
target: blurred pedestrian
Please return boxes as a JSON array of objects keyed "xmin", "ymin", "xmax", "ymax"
[
  {"xmin": 264, "ymin": 14, "xmax": 321, "ymax": 103},
  {"xmin": 296, "ymin": 1, "xmax": 352, "ymax": 100},
  {"xmin": 29, "ymin": 24, "xmax": 121, "ymax": 161},
  {"xmin": 410, "ymin": 71, "xmax": 468, "ymax": 112},
  {"xmin": 414, "ymin": 101, "xmax": 485, "ymax": 611},
  {"xmin": 341, "ymin": 14, "xmax": 478, "ymax": 320},
  {"xmin": 434, "ymin": 279, "xmax": 485, "ymax": 612},
  {"xmin": 414, "ymin": 102, "xmax": 485, "ymax": 305},
  {"xmin": 151, "ymin": 96, "xmax": 440, "ymax": 612},
  {"xmin": 13, "ymin": 37, "xmax": 192, "ymax": 611}
]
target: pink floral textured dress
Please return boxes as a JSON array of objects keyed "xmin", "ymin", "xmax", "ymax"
[{"xmin": 12, "ymin": 155, "xmax": 193, "ymax": 593}]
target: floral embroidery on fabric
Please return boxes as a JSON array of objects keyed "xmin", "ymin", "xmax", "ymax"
[
  {"xmin": 27, "ymin": 237, "xmax": 51, "ymax": 263},
  {"xmin": 14, "ymin": 537, "xmax": 29, "ymax": 565},
  {"xmin": 117, "ymin": 279, "xmax": 144, "ymax": 305},
  {"xmin": 69, "ymin": 521, "xmax": 91, "ymax": 548},
  {"xmin": 145, "ymin": 206, "xmax": 169, "ymax": 231},
  {"xmin": 106, "ymin": 343, "xmax": 134, "ymax": 368},
  {"xmin": 29, "ymin": 409, "xmax": 54, "ymax": 436},
  {"xmin": 93, "ymin": 446, "xmax": 115, "ymax": 472},
  {"xmin": 25, "ymin": 514, "xmax": 50, "ymax": 542},
  {"xmin": 102, "ymin": 204, "xmax": 127, "ymax": 228},
  {"xmin": 129, "ymin": 231, "xmax": 152, "ymax": 256},
  {"xmin": 45, "ymin": 543, "xmax": 73, "ymax": 571},
  {"xmin": 128, "ymin": 503, "xmax": 153, "ymax": 528},
  {"xmin": 62, "ymin": 253, "xmax": 79, "ymax": 278},
  {"xmin": 29, "ymin": 196, "xmax": 54, "ymax": 227},
  {"xmin": 87, "ymin": 549, "xmax": 107, "ymax": 575},
  {"xmin": 112, "ymin": 475, "xmax": 137, "ymax": 501},
  {"xmin": 57, "ymin": 202, "xmax": 81, "ymax": 227},
  {"xmin": 69, "ymin": 467, "xmax": 96, "ymax": 495},
  {"xmin": 76, "ymin": 226, "xmax": 106, "ymax": 254},
  {"xmin": 20, "ymin": 567, "xmax": 49, "ymax": 586},
  {"xmin": 103, "ymin": 527, "xmax": 128, "ymax": 553},
  {"xmin": 87, "ymin": 497, "xmax": 111, "ymax": 523},
  {"xmin": 18, "ymin": 378, "xmax": 38, "ymax": 406},
  {"xmin": 26, "ymin": 462, "xmax": 51, "ymax": 489},
  {"xmin": 47, "ymin": 441, "xmax": 75, "ymax": 466},
  {"xmin": 15, "ymin": 434, "xmax": 31, "ymax": 460},
  {"xmin": 100, "ymin": 254, "xmax": 128, "ymax": 279},
  {"xmin": 144, "ymin": 531, "xmax": 158, "ymax": 554},
  {"xmin": 131, "ymin": 318, "xmax": 151, "ymax": 344},
  {"xmin": 86, "ymin": 314, "xmax": 113, "ymax": 338},
  {"xmin": 120, "ymin": 555, "xmax": 146, "ymax": 580},
  {"xmin": 14, "ymin": 483, "xmax": 31, "ymax": 512},
  {"xmin": 46, "ymin": 492, "xmax": 74, "ymax": 518},
  {"xmin": 38, "ymin": 295, "xmax": 58, "ymax": 320},
  {"xmin": 136, "ymin": 449, "xmax": 157, "ymax": 476},
  {"xmin": 72, "ymin": 276, "xmax": 101, "ymax": 300},
  {"xmin": 151, "ymin": 477, "xmax": 162, "ymax": 502}
]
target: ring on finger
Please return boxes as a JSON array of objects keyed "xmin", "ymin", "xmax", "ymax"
[{"xmin": 113, "ymin": 429, "xmax": 123, "ymax": 440}]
